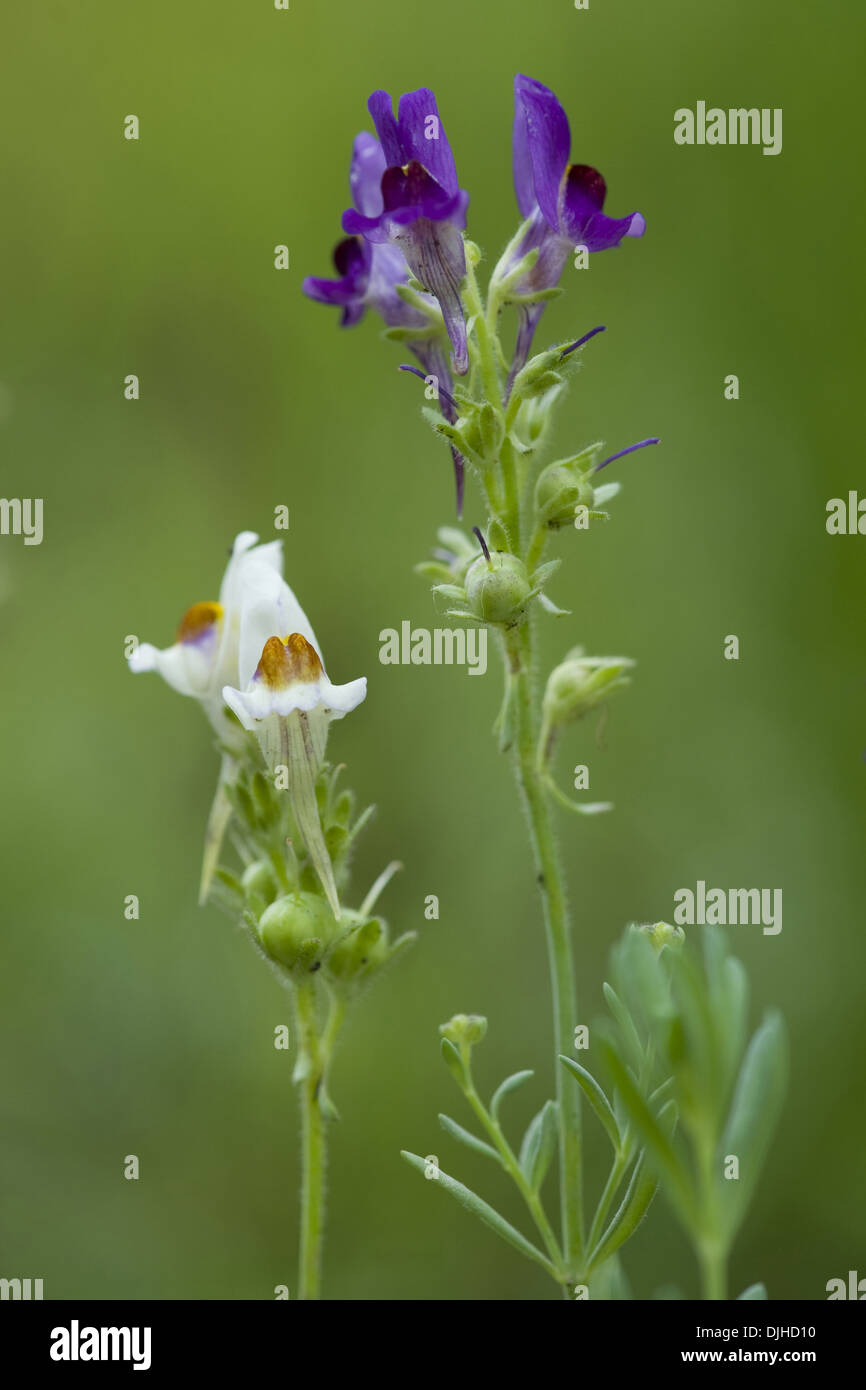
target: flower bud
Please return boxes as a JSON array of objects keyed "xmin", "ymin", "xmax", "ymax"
[
  {"xmin": 439, "ymin": 1013, "xmax": 488, "ymax": 1048},
  {"xmin": 257, "ymin": 892, "xmax": 337, "ymax": 975},
  {"xmin": 241, "ymin": 859, "xmax": 280, "ymax": 908},
  {"xmin": 465, "ymin": 552, "xmax": 531, "ymax": 627},
  {"xmin": 510, "ymin": 347, "xmax": 564, "ymax": 402},
  {"xmin": 325, "ymin": 912, "xmax": 390, "ymax": 983},
  {"xmin": 636, "ymin": 921, "xmax": 685, "ymax": 952},
  {"xmin": 535, "ymin": 462, "xmax": 595, "ymax": 529},
  {"xmin": 542, "ymin": 651, "xmax": 635, "ymax": 729}
]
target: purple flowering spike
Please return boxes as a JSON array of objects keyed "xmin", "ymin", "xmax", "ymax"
[
  {"xmin": 342, "ymin": 89, "xmax": 470, "ymax": 375},
  {"xmin": 503, "ymin": 75, "xmax": 645, "ymax": 383}
]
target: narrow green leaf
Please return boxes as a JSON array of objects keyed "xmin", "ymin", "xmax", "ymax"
[
  {"xmin": 666, "ymin": 947, "xmax": 723, "ymax": 1120},
  {"xmin": 716, "ymin": 955, "xmax": 749, "ymax": 1098},
  {"xmin": 719, "ymin": 1011, "xmax": 788, "ymax": 1240},
  {"xmin": 600, "ymin": 1040, "xmax": 697, "ymax": 1231},
  {"xmin": 400, "ymin": 1151, "xmax": 556, "ymax": 1277},
  {"xmin": 438, "ymin": 1114, "xmax": 503, "ymax": 1167},
  {"xmin": 738, "ymin": 1282, "xmax": 768, "ymax": 1300},
  {"xmin": 588, "ymin": 1153, "xmax": 658, "ymax": 1272},
  {"xmin": 440, "ymin": 1037, "xmax": 467, "ymax": 1088},
  {"xmin": 490, "ymin": 1069, "xmax": 534, "ymax": 1123},
  {"xmin": 519, "ymin": 1099, "xmax": 558, "ymax": 1191},
  {"xmin": 559, "ymin": 1055, "xmax": 621, "ymax": 1153},
  {"xmin": 648, "ymin": 1076, "xmax": 675, "ymax": 1106},
  {"xmin": 602, "ymin": 982, "xmax": 644, "ymax": 1073}
]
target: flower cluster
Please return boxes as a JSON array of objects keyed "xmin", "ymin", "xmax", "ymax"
[{"xmin": 303, "ymin": 75, "xmax": 645, "ymax": 510}]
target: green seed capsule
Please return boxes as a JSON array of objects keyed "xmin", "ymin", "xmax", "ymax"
[
  {"xmin": 257, "ymin": 892, "xmax": 337, "ymax": 974},
  {"xmin": 465, "ymin": 552, "xmax": 532, "ymax": 627}
]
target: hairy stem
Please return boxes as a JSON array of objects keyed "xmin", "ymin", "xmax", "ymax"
[
  {"xmin": 462, "ymin": 1078, "xmax": 565, "ymax": 1279},
  {"xmin": 505, "ymin": 621, "xmax": 584, "ymax": 1270},
  {"xmin": 295, "ymin": 980, "xmax": 327, "ymax": 1300}
]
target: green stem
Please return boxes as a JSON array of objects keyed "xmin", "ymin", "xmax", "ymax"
[
  {"xmin": 500, "ymin": 434, "xmax": 521, "ymax": 554},
  {"xmin": 698, "ymin": 1240, "xmax": 728, "ymax": 1301},
  {"xmin": 295, "ymin": 980, "xmax": 327, "ymax": 1301},
  {"xmin": 585, "ymin": 1150, "xmax": 628, "ymax": 1259},
  {"xmin": 462, "ymin": 1078, "xmax": 565, "ymax": 1279},
  {"xmin": 526, "ymin": 523, "xmax": 548, "ymax": 577},
  {"xmin": 463, "ymin": 249, "xmax": 501, "ymax": 409},
  {"xmin": 505, "ymin": 621, "xmax": 583, "ymax": 1270},
  {"xmin": 696, "ymin": 1128, "xmax": 727, "ymax": 1300}
]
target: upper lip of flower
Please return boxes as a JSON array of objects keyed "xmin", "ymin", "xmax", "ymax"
[
  {"xmin": 341, "ymin": 90, "xmax": 469, "ymax": 242},
  {"xmin": 303, "ymin": 133, "xmax": 442, "ymax": 333},
  {"xmin": 368, "ymin": 88, "xmax": 462, "ymax": 200},
  {"xmin": 128, "ymin": 531, "xmax": 286, "ymax": 715}
]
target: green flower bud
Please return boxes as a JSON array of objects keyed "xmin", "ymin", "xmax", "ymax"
[
  {"xmin": 439, "ymin": 1013, "xmax": 488, "ymax": 1048},
  {"xmin": 241, "ymin": 859, "xmax": 280, "ymax": 907},
  {"xmin": 257, "ymin": 892, "xmax": 337, "ymax": 975},
  {"xmin": 465, "ymin": 552, "xmax": 531, "ymax": 627},
  {"xmin": 535, "ymin": 462, "xmax": 595, "ymax": 529},
  {"xmin": 326, "ymin": 912, "xmax": 389, "ymax": 983},
  {"xmin": 542, "ymin": 651, "xmax": 635, "ymax": 729},
  {"xmin": 637, "ymin": 921, "xmax": 686, "ymax": 952}
]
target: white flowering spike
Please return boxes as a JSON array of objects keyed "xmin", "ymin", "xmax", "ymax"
[{"xmin": 223, "ymin": 632, "xmax": 367, "ymax": 918}]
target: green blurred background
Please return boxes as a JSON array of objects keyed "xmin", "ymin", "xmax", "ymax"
[{"xmin": 2, "ymin": 0, "xmax": 864, "ymax": 1300}]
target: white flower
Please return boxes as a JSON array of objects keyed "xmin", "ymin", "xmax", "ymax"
[
  {"xmin": 128, "ymin": 528, "xmax": 367, "ymax": 917},
  {"xmin": 128, "ymin": 530, "xmax": 288, "ymax": 745},
  {"xmin": 223, "ymin": 624, "xmax": 367, "ymax": 921}
]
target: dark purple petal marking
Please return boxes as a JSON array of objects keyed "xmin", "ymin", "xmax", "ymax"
[
  {"xmin": 595, "ymin": 437, "xmax": 660, "ymax": 471},
  {"xmin": 302, "ymin": 236, "xmax": 373, "ymax": 326},
  {"xmin": 560, "ymin": 165, "xmax": 645, "ymax": 251},
  {"xmin": 380, "ymin": 161, "xmax": 465, "ymax": 225},
  {"xmin": 333, "ymin": 236, "xmax": 369, "ymax": 278}
]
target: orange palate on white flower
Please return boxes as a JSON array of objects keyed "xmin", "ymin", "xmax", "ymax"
[
  {"xmin": 175, "ymin": 601, "xmax": 224, "ymax": 644},
  {"xmin": 255, "ymin": 633, "xmax": 324, "ymax": 690}
]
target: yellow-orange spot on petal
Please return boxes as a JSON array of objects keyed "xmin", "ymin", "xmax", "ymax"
[
  {"xmin": 176, "ymin": 601, "xmax": 223, "ymax": 644},
  {"xmin": 284, "ymin": 632, "xmax": 323, "ymax": 681},
  {"xmin": 255, "ymin": 633, "xmax": 323, "ymax": 691}
]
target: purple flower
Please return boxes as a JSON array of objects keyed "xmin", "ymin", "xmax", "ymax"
[
  {"xmin": 505, "ymin": 75, "xmax": 645, "ymax": 380},
  {"xmin": 303, "ymin": 133, "xmax": 425, "ymax": 332},
  {"xmin": 304, "ymin": 131, "xmax": 466, "ymax": 512},
  {"xmin": 342, "ymin": 89, "xmax": 470, "ymax": 375}
]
